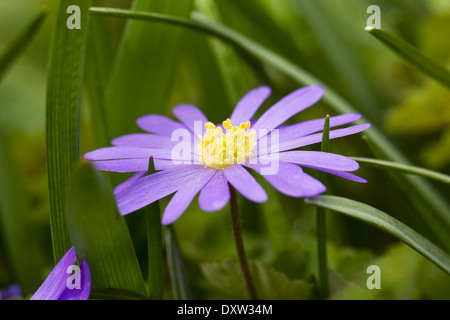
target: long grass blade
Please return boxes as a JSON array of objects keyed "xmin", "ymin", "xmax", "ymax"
[
  {"xmin": 352, "ymin": 157, "xmax": 450, "ymax": 185},
  {"xmin": 366, "ymin": 27, "xmax": 450, "ymax": 89},
  {"xmin": 305, "ymin": 195, "xmax": 450, "ymax": 275},
  {"xmin": 46, "ymin": 0, "xmax": 92, "ymax": 262}
]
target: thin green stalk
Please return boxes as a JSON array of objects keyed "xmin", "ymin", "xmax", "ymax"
[
  {"xmin": 0, "ymin": 7, "xmax": 47, "ymax": 82},
  {"xmin": 316, "ymin": 115, "xmax": 330, "ymax": 299},
  {"xmin": 146, "ymin": 157, "xmax": 164, "ymax": 299},
  {"xmin": 351, "ymin": 157, "xmax": 450, "ymax": 185},
  {"xmin": 229, "ymin": 184, "xmax": 258, "ymax": 300}
]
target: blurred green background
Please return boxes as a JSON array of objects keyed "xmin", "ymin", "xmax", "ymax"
[{"xmin": 0, "ymin": 0, "xmax": 449, "ymax": 299}]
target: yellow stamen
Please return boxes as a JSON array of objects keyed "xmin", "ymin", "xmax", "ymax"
[{"xmin": 198, "ymin": 118, "xmax": 256, "ymax": 169}]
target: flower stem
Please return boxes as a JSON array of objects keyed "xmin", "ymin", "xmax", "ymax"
[{"xmin": 228, "ymin": 184, "xmax": 258, "ymax": 300}]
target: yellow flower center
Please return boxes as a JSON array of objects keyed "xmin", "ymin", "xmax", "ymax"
[{"xmin": 198, "ymin": 119, "xmax": 256, "ymax": 168}]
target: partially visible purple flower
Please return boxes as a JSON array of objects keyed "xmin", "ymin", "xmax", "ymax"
[
  {"xmin": 30, "ymin": 247, "xmax": 90, "ymax": 300},
  {"xmin": 85, "ymin": 85, "xmax": 371, "ymax": 225},
  {"xmin": 1, "ymin": 283, "xmax": 22, "ymax": 300}
]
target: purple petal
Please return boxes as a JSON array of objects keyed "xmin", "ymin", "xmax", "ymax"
[
  {"xmin": 114, "ymin": 171, "xmax": 147, "ymax": 194},
  {"xmin": 137, "ymin": 114, "xmax": 187, "ymax": 136},
  {"xmin": 278, "ymin": 123, "xmax": 371, "ymax": 151},
  {"xmin": 112, "ymin": 133, "xmax": 176, "ymax": 149},
  {"xmin": 305, "ymin": 165, "xmax": 368, "ymax": 183},
  {"xmin": 277, "ymin": 151, "xmax": 360, "ymax": 172},
  {"xmin": 30, "ymin": 247, "xmax": 78, "ymax": 300},
  {"xmin": 161, "ymin": 169, "xmax": 216, "ymax": 225},
  {"xmin": 245, "ymin": 162, "xmax": 326, "ymax": 197},
  {"xmin": 269, "ymin": 113, "xmax": 362, "ymax": 142},
  {"xmin": 116, "ymin": 165, "xmax": 208, "ymax": 215},
  {"xmin": 230, "ymin": 86, "xmax": 271, "ymax": 124},
  {"xmin": 58, "ymin": 259, "xmax": 91, "ymax": 300},
  {"xmin": 92, "ymin": 158, "xmax": 175, "ymax": 173},
  {"xmin": 198, "ymin": 171, "xmax": 230, "ymax": 212},
  {"xmin": 84, "ymin": 146, "xmax": 172, "ymax": 161},
  {"xmin": 172, "ymin": 104, "xmax": 209, "ymax": 132},
  {"xmin": 256, "ymin": 123, "xmax": 371, "ymax": 156},
  {"xmin": 1, "ymin": 283, "xmax": 22, "ymax": 300},
  {"xmin": 223, "ymin": 164, "xmax": 268, "ymax": 203},
  {"xmin": 252, "ymin": 85, "xmax": 324, "ymax": 134}
]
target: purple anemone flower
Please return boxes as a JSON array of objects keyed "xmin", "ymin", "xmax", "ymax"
[
  {"xmin": 85, "ymin": 85, "xmax": 370, "ymax": 225},
  {"xmin": 30, "ymin": 247, "xmax": 90, "ymax": 300},
  {"xmin": 1, "ymin": 283, "xmax": 22, "ymax": 300}
]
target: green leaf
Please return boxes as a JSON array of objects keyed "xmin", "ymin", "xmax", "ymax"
[
  {"xmin": 305, "ymin": 195, "xmax": 450, "ymax": 275},
  {"xmin": 67, "ymin": 163, "xmax": 147, "ymax": 296},
  {"xmin": 201, "ymin": 259, "xmax": 313, "ymax": 300},
  {"xmin": 166, "ymin": 225, "xmax": 192, "ymax": 300},
  {"xmin": 88, "ymin": 6, "xmax": 450, "ymax": 250},
  {"xmin": 0, "ymin": 7, "xmax": 47, "ymax": 82},
  {"xmin": 366, "ymin": 27, "xmax": 450, "ymax": 89},
  {"xmin": 352, "ymin": 157, "xmax": 450, "ymax": 185},
  {"xmin": 46, "ymin": 0, "xmax": 92, "ymax": 262}
]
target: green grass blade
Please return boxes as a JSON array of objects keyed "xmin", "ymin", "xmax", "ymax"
[
  {"xmin": 0, "ymin": 7, "xmax": 48, "ymax": 82},
  {"xmin": 352, "ymin": 157, "xmax": 450, "ymax": 185},
  {"xmin": 88, "ymin": 5, "xmax": 450, "ymax": 251},
  {"xmin": 316, "ymin": 115, "xmax": 330, "ymax": 299},
  {"xmin": 366, "ymin": 27, "xmax": 450, "ymax": 89},
  {"xmin": 305, "ymin": 195, "xmax": 450, "ymax": 275},
  {"xmin": 67, "ymin": 163, "xmax": 147, "ymax": 297},
  {"xmin": 166, "ymin": 225, "xmax": 192, "ymax": 300},
  {"xmin": 46, "ymin": 0, "xmax": 92, "ymax": 262},
  {"xmin": 146, "ymin": 158, "xmax": 164, "ymax": 300}
]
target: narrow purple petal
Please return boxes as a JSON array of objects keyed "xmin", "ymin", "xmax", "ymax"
[
  {"xmin": 223, "ymin": 164, "xmax": 268, "ymax": 203},
  {"xmin": 116, "ymin": 165, "xmax": 207, "ymax": 215},
  {"xmin": 161, "ymin": 168, "xmax": 216, "ymax": 225},
  {"xmin": 278, "ymin": 123, "xmax": 371, "ymax": 151},
  {"xmin": 137, "ymin": 114, "xmax": 187, "ymax": 136},
  {"xmin": 277, "ymin": 151, "xmax": 360, "ymax": 172},
  {"xmin": 252, "ymin": 85, "xmax": 324, "ymax": 133},
  {"xmin": 305, "ymin": 165, "xmax": 368, "ymax": 183},
  {"xmin": 230, "ymin": 86, "xmax": 271, "ymax": 124},
  {"xmin": 198, "ymin": 171, "xmax": 230, "ymax": 212},
  {"xmin": 172, "ymin": 104, "xmax": 209, "ymax": 132},
  {"xmin": 114, "ymin": 171, "xmax": 147, "ymax": 194},
  {"xmin": 112, "ymin": 133, "xmax": 176, "ymax": 149},
  {"xmin": 30, "ymin": 247, "xmax": 77, "ymax": 300},
  {"xmin": 91, "ymin": 158, "xmax": 175, "ymax": 173},
  {"xmin": 256, "ymin": 123, "xmax": 371, "ymax": 156},
  {"xmin": 84, "ymin": 146, "xmax": 172, "ymax": 161},
  {"xmin": 245, "ymin": 162, "xmax": 326, "ymax": 197},
  {"xmin": 58, "ymin": 259, "xmax": 91, "ymax": 300},
  {"xmin": 268, "ymin": 113, "xmax": 362, "ymax": 142}
]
